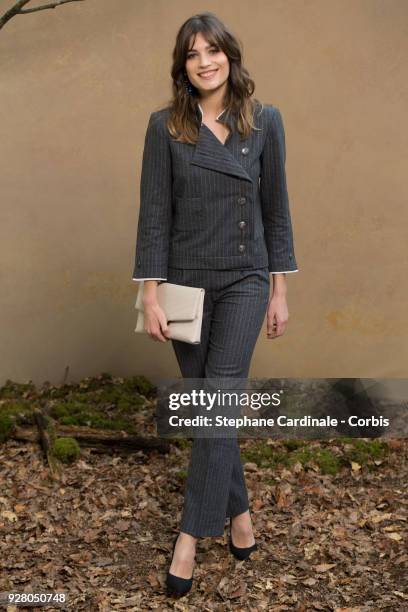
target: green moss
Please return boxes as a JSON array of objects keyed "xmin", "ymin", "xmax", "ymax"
[
  {"xmin": 289, "ymin": 446, "xmax": 341, "ymax": 475},
  {"xmin": 264, "ymin": 477, "xmax": 278, "ymax": 485},
  {"xmin": 1, "ymin": 374, "xmax": 157, "ymax": 437},
  {"xmin": 176, "ymin": 469, "xmax": 188, "ymax": 481},
  {"xmin": 117, "ymin": 395, "xmax": 145, "ymax": 413},
  {"xmin": 77, "ymin": 372, "xmax": 114, "ymax": 392},
  {"xmin": 52, "ymin": 437, "xmax": 81, "ymax": 464},
  {"xmin": 0, "ymin": 379, "xmax": 36, "ymax": 400},
  {"xmin": 241, "ymin": 438, "xmax": 388, "ymax": 475},
  {"xmin": 343, "ymin": 438, "xmax": 389, "ymax": 466},
  {"xmin": 85, "ymin": 386, "xmax": 146, "ymax": 413},
  {"xmin": 241, "ymin": 442, "xmax": 288, "ymax": 469},
  {"xmin": 49, "ymin": 401, "xmax": 135, "ymax": 432},
  {"xmin": 47, "ymin": 375, "xmax": 153, "ymax": 433},
  {"xmin": 49, "ymin": 403, "xmax": 70, "ymax": 419},
  {"xmin": 67, "ymin": 373, "xmax": 155, "ymax": 398},
  {"xmin": 59, "ymin": 413, "xmax": 131, "ymax": 431},
  {"xmin": 241, "ymin": 440, "xmax": 341, "ymax": 474},
  {"xmin": 283, "ymin": 438, "xmax": 306, "ymax": 451},
  {"xmin": 122, "ymin": 375, "xmax": 156, "ymax": 398},
  {"xmin": 0, "ymin": 413, "xmax": 14, "ymax": 442},
  {"xmin": 338, "ymin": 436, "xmax": 355, "ymax": 445},
  {"xmin": 172, "ymin": 438, "xmax": 192, "ymax": 450},
  {"xmin": 0, "ymin": 400, "xmax": 34, "ymax": 425},
  {"xmin": 1, "ymin": 374, "xmax": 156, "ymax": 402},
  {"xmin": 286, "ymin": 445, "xmax": 313, "ymax": 466}
]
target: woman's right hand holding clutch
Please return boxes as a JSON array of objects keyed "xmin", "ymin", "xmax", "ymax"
[{"xmin": 142, "ymin": 281, "xmax": 170, "ymax": 342}]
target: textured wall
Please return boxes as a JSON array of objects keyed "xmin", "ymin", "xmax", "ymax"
[{"xmin": 0, "ymin": 0, "xmax": 407, "ymax": 385}]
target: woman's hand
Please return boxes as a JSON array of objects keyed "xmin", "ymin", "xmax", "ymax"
[
  {"xmin": 141, "ymin": 281, "xmax": 171, "ymax": 342},
  {"xmin": 266, "ymin": 294, "xmax": 289, "ymax": 339},
  {"xmin": 143, "ymin": 298, "xmax": 171, "ymax": 342}
]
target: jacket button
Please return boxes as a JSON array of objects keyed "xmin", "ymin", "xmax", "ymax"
[
  {"xmin": 238, "ymin": 244, "xmax": 246, "ymax": 252},
  {"xmin": 239, "ymin": 221, "xmax": 246, "ymax": 228},
  {"xmin": 238, "ymin": 196, "xmax": 246, "ymax": 205},
  {"xmin": 241, "ymin": 147, "xmax": 249, "ymax": 155}
]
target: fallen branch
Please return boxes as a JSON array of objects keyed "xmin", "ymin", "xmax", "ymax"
[
  {"xmin": 33, "ymin": 407, "xmax": 61, "ymax": 477},
  {"xmin": 13, "ymin": 423, "xmax": 171, "ymax": 454}
]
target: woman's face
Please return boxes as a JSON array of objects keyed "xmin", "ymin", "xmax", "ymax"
[{"xmin": 185, "ymin": 31, "xmax": 230, "ymax": 95}]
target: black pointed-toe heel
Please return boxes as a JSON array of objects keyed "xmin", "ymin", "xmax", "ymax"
[
  {"xmin": 166, "ymin": 534, "xmax": 194, "ymax": 597},
  {"xmin": 228, "ymin": 518, "xmax": 258, "ymax": 561}
]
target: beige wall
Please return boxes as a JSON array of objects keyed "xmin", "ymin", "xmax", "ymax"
[{"xmin": 0, "ymin": 0, "xmax": 407, "ymax": 386}]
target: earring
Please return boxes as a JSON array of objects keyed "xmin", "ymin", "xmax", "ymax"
[{"xmin": 183, "ymin": 71, "xmax": 194, "ymax": 95}]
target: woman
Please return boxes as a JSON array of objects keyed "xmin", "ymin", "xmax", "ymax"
[{"xmin": 132, "ymin": 12, "xmax": 298, "ymax": 597}]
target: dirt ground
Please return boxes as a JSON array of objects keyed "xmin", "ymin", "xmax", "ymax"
[{"xmin": 1, "ymin": 434, "xmax": 407, "ymax": 611}]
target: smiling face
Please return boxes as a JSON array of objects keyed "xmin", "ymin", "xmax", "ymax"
[{"xmin": 185, "ymin": 31, "xmax": 230, "ymax": 96}]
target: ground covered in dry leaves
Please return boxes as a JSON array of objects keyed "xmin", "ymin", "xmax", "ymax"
[{"xmin": 0, "ymin": 376, "xmax": 407, "ymax": 611}]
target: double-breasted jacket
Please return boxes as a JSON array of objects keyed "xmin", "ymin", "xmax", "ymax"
[{"xmin": 132, "ymin": 100, "xmax": 298, "ymax": 281}]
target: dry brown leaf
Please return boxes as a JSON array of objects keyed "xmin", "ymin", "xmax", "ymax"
[
  {"xmin": 279, "ymin": 573, "xmax": 297, "ymax": 585},
  {"xmin": 252, "ymin": 497, "xmax": 264, "ymax": 511},
  {"xmin": 371, "ymin": 512, "xmax": 392, "ymax": 523},
  {"xmin": 314, "ymin": 563, "xmax": 337, "ymax": 572},
  {"xmin": 393, "ymin": 591, "xmax": 408, "ymax": 599},
  {"xmin": 229, "ymin": 580, "xmax": 247, "ymax": 598},
  {"xmin": 115, "ymin": 520, "xmax": 131, "ymax": 532},
  {"xmin": 1, "ymin": 510, "xmax": 18, "ymax": 522},
  {"xmin": 387, "ymin": 532, "xmax": 402, "ymax": 541},
  {"xmin": 302, "ymin": 577, "xmax": 317, "ymax": 586}
]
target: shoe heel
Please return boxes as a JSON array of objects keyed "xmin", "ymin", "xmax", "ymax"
[
  {"xmin": 228, "ymin": 518, "xmax": 258, "ymax": 561},
  {"xmin": 165, "ymin": 534, "xmax": 194, "ymax": 597}
]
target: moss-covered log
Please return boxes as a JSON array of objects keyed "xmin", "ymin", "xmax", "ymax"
[{"xmin": 12, "ymin": 423, "xmax": 170, "ymax": 454}]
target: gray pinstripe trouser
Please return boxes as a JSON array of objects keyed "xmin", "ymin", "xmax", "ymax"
[{"xmin": 166, "ymin": 265, "xmax": 270, "ymax": 537}]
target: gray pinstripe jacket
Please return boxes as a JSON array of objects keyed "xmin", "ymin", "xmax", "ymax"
[{"xmin": 132, "ymin": 101, "xmax": 298, "ymax": 281}]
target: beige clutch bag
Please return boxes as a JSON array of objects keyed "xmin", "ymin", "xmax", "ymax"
[{"xmin": 134, "ymin": 281, "xmax": 205, "ymax": 344}]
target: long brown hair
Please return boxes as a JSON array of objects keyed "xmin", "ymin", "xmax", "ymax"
[{"xmin": 164, "ymin": 12, "xmax": 262, "ymax": 144}]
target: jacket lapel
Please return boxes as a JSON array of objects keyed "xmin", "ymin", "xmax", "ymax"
[{"xmin": 190, "ymin": 109, "xmax": 253, "ymax": 183}]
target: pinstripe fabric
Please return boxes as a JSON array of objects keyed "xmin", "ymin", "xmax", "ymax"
[
  {"xmin": 132, "ymin": 101, "xmax": 298, "ymax": 279},
  {"xmin": 167, "ymin": 265, "xmax": 270, "ymax": 537},
  {"xmin": 132, "ymin": 102, "xmax": 299, "ymax": 537}
]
